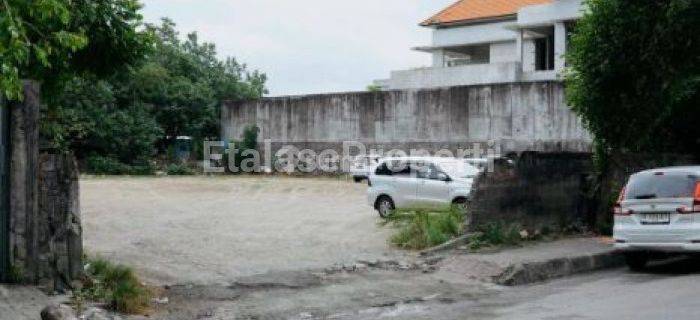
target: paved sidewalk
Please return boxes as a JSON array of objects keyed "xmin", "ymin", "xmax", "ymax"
[{"xmin": 437, "ymin": 237, "xmax": 622, "ymax": 285}]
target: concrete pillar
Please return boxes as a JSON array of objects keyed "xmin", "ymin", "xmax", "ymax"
[
  {"xmin": 515, "ymin": 29, "xmax": 524, "ymax": 78},
  {"xmin": 554, "ymin": 22, "xmax": 567, "ymax": 71},
  {"xmin": 515, "ymin": 29, "xmax": 524, "ymax": 64},
  {"xmin": 5, "ymin": 81, "xmax": 82, "ymax": 289},
  {"xmin": 9, "ymin": 81, "xmax": 40, "ymax": 283},
  {"xmin": 432, "ymin": 49, "xmax": 445, "ymax": 68},
  {"xmin": 0, "ymin": 95, "xmax": 8, "ymax": 281}
]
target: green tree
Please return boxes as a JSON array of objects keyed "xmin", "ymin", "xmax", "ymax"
[
  {"xmin": 137, "ymin": 19, "xmax": 266, "ymax": 143},
  {"xmin": 42, "ymin": 77, "xmax": 162, "ymax": 164},
  {"xmin": 566, "ymin": 0, "xmax": 700, "ymax": 157},
  {"xmin": 0, "ymin": 0, "xmax": 150, "ymax": 100},
  {"xmin": 43, "ymin": 18, "xmax": 267, "ymax": 170}
]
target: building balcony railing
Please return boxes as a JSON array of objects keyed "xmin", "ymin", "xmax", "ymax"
[{"xmin": 375, "ymin": 62, "xmax": 561, "ymax": 90}]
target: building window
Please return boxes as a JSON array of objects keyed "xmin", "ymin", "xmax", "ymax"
[
  {"xmin": 442, "ymin": 44, "xmax": 490, "ymax": 67},
  {"xmin": 534, "ymin": 35, "xmax": 555, "ymax": 71}
]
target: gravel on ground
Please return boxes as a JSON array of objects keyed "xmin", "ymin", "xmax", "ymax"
[{"xmin": 81, "ymin": 175, "xmax": 407, "ymax": 285}]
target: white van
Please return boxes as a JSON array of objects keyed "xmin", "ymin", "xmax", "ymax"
[
  {"xmin": 614, "ymin": 166, "xmax": 700, "ymax": 270},
  {"xmin": 367, "ymin": 157, "xmax": 480, "ymax": 217}
]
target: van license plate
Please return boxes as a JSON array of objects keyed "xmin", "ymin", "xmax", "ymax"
[{"xmin": 641, "ymin": 213, "xmax": 670, "ymax": 224}]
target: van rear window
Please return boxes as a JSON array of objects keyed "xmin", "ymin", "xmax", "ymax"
[{"xmin": 625, "ymin": 172, "xmax": 698, "ymax": 199}]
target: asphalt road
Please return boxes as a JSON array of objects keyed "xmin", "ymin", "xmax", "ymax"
[{"xmin": 415, "ymin": 256, "xmax": 700, "ymax": 320}]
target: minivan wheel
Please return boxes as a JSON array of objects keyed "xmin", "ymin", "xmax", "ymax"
[
  {"xmin": 376, "ymin": 196, "xmax": 394, "ymax": 218},
  {"xmin": 353, "ymin": 176, "xmax": 363, "ymax": 183},
  {"xmin": 625, "ymin": 252, "xmax": 650, "ymax": 271}
]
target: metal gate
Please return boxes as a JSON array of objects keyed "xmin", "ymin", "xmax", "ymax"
[{"xmin": 0, "ymin": 98, "xmax": 9, "ymax": 280}]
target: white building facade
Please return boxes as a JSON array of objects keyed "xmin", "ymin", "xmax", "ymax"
[{"xmin": 376, "ymin": 0, "xmax": 585, "ymax": 90}]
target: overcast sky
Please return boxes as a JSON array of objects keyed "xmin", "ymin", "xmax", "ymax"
[{"xmin": 140, "ymin": 0, "xmax": 455, "ymax": 96}]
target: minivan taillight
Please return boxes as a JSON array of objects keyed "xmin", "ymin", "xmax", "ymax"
[
  {"xmin": 678, "ymin": 182, "xmax": 700, "ymax": 214},
  {"xmin": 613, "ymin": 187, "xmax": 633, "ymax": 215}
]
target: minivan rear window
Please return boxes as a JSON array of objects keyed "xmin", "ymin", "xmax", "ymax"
[{"xmin": 625, "ymin": 172, "xmax": 698, "ymax": 199}]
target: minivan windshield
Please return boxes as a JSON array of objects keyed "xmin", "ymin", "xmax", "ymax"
[
  {"xmin": 625, "ymin": 172, "xmax": 698, "ymax": 200},
  {"xmin": 437, "ymin": 160, "xmax": 480, "ymax": 179}
]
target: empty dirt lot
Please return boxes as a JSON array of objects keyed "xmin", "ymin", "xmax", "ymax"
[{"xmin": 81, "ymin": 176, "xmax": 406, "ymax": 285}]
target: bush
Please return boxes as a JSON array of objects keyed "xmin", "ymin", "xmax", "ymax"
[
  {"xmin": 166, "ymin": 163, "xmax": 194, "ymax": 175},
  {"xmin": 75, "ymin": 257, "xmax": 151, "ymax": 314},
  {"xmin": 227, "ymin": 125, "xmax": 260, "ymax": 173},
  {"xmin": 383, "ymin": 207, "xmax": 464, "ymax": 250},
  {"xmin": 566, "ymin": 0, "xmax": 700, "ymax": 155},
  {"xmin": 86, "ymin": 156, "xmax": 155, "ymax": 175},
  {"xmin": 129, "ymin": 162, "xmax": 157, "ymax": 176},
  {"xmin": 86, "ymin": 156, "xmax": 131, "ymax": 175}
]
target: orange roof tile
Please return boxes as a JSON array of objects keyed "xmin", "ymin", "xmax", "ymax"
[{"xmin": 421, "ymin": 0, "xmax": 553, "ymax": 26}]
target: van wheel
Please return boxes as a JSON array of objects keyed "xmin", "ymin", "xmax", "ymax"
[
  {"xmin": 376, "ymin": 196, "xmax": 394, "ymax": 218},
  {"xmin": 353, "ymin": 176, "xmax": 363, "ymax": 183},
  {"xmin": 625, "ymin": 252, "xmax": 649, "ymax": 271}
]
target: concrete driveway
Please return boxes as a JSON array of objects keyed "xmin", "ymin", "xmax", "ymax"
[{"xmin": 81, "ymin": 176, "xmax": 405, "ymax": 285}]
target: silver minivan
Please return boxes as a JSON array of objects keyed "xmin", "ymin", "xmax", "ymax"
[
  {"xmin": 367, "ymin": 157, "xmax": 480, "ymax": 217},
  {"xmin": 613, "ymin": 166, "xmax": 700, "ymax": 270}
]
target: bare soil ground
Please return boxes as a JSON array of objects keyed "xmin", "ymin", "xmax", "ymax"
[{"xmin": 81, "ymin": 175, "xmax": 407, "ymax": 285}]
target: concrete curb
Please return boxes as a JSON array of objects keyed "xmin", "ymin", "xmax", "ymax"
[{"xmin": 494, "ymin": 251, "xmax": 625, "ymax": 286}]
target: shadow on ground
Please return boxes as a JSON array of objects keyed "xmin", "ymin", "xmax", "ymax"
[{"xmin": 642, "ymin": 255, "xmax": 700, "ymax": 275}]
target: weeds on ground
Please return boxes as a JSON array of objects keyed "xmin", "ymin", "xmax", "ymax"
[
  {"xmin": 381, "ymin": 207, "xmax": 464, "ymax": 250},
  {"xmin": 72, "ymin": 257, "xmax": 152, "ymax": 314},
  {"xmin": 467, "ymin": 222, "xmax": 525, "ymax": 251},
  {"xmin": 478, "ymin": 222, "xmax": 522, "ymax": 246}
]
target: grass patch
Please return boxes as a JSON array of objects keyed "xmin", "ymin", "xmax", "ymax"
[
  {"xmin": 73, "ymin": 257, "xmax": 152, "ymax": 314},
  {"xmin": 382, "ymin": 207, "xmax": 464, "ymax": 250}
]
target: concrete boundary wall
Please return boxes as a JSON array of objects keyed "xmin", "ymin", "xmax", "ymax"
[
  {"xmin": 222, "ymin": 82, "xmax": 591, "ymax": 156},
  {"xmin": 469, "ymin": 152, "xmax": 594, "ymax": 232}
]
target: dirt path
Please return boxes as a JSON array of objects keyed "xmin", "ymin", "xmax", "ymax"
[{"xmin": 81, "ymin": 176, "xmax": 407, "ymax": 285}]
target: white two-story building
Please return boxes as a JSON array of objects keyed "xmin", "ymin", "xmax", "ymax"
[{"xmin": 376, "ymin": 0, "xmax": 585, "ymax": 90}]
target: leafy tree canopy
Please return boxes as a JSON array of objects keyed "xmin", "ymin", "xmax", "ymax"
[
  {"xmin": 0, "ymin": 0, "xmax": 151, "ymax": 100},
  {"xmin": 43, "ymin": 18, "xmax": 267, "ymax": 168},
  {"xmin": 132, "ymin": 18, "xmax": 267, "ymax": 141},
  {"xmin": 566, "ymin": 0, "xmax": 700, "ymax": 156}
]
